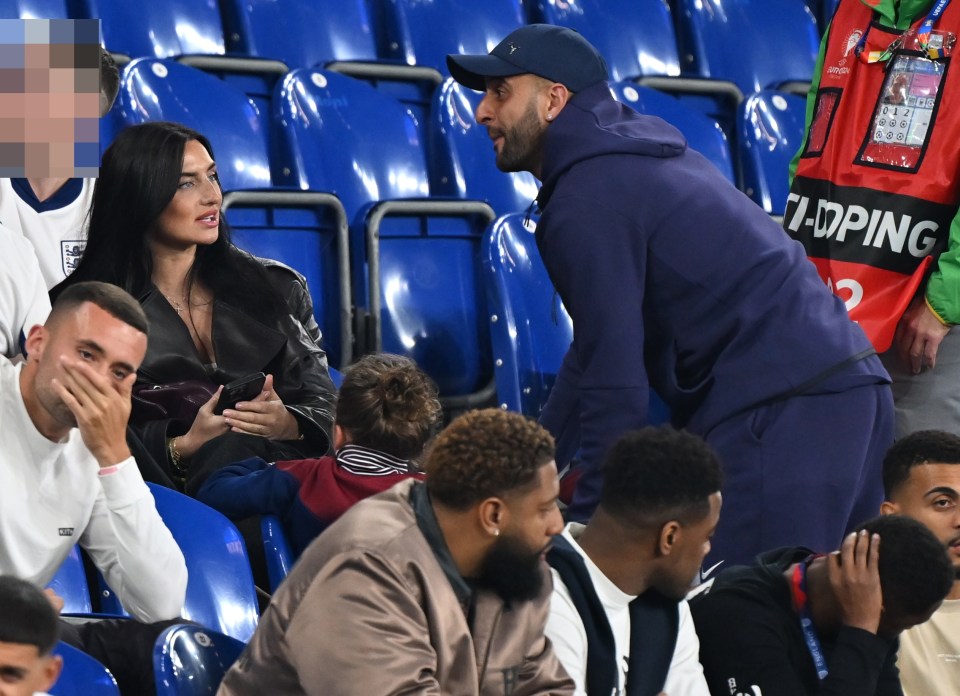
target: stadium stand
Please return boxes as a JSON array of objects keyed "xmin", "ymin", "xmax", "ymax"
[
  {"xmin": 153, "ymin": 624, "xmax": 246, "ymax": 696},
  {"xmin": 50, "ymin": 642, "xmax": 120, "ymax": 696}
]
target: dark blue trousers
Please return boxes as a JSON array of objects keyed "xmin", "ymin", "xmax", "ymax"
[{"xmin": 701, "ymin": 381, "xmax": 894, "ymax": 568}]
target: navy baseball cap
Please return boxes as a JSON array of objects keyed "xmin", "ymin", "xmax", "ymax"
[{"xmin": 446, "ymin": 24, "xmax": 608, "ymax": 93}]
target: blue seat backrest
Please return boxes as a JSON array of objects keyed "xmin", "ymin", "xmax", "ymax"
[
  {"xmin": 428, "ymin": 78, "xmax": 539, "ymax": 216},
  {"xmin": 482, "ymin": 214, "xmax": 572, "ymax": 417},
  {"xmin": 147, "ymin": 484, "xmax": 259, "ymax": 642},
  {"xmin": 0, "ymin": 0, "xmax": 68, "ymax": 18},
  {"xmin": 153, "ymin": 624, "xmax": 246, "ymax": 696},
  {"xmin": 273, "ymin": 69, "xmax": 427, "ymax": 213},
  {"xmin": 73, "ymin": 0, "xmax": 225, "ymax": 59},
  {"xmin": 114, "ymin": 58, "xmax": 270, "ymax": 191},
  {"xmin": 673, "ymin": 0, "xmax": 820, "ymax": 94},
  {"xmin": 220, "ymin": 0, "xmax": 378, "ymax": 67},
  {"xmin": 51, "ymin": 642, "xmax": 119, "ymax": 696},
  {"xmin": 738, "ymin": 90, "xmax": 807, "ymax": 216},
  {"xmin": 610, "ymin": 82, "xmax": 735, "ymax": 185},
  {"xmin": 47, "ymin": 545, "xmax": 92, "ymax": 614},
  {"xmin": 377, "ymin": 0, "xmax": 526, "ymax": 72},
  {"xmin": 529, "ymin": 0, "xmax": 682, "ymax": 80}
]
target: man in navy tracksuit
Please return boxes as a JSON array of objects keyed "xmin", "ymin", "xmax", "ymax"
[{"xmin": 448, "ymin": 25, "xmax": 895, "ymax": 567}]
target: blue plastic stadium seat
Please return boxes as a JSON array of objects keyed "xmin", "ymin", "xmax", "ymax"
[
  {"xmin": 113, "ymin": 58, "xmax": 351, "ymax": 368},
  {"xmin": 738, "ymin": 90, "xmax": 808, "ymax": 216},
  {"xmin": 47, "ymin": 545, "xmax": 92, "ymax": 614},
  {"xmin": 482, "ymin": 214, "xmax": 572, "ymax": 418},
  {"xmin": 609, "ymin": 82, "xmax": 735, "ymax": 185},
  {"xmin": 0, "ymin": 0, "xmax": 68, "ymax": 18},
  {"xmin": 74, "ymin": 0, "xmax": 226, "ymax": 60},
  {"xmin": 274, "ymin": 68, "xmax": 496, "ymax": 404},
  {"xmin": 673, "ymin": 0, "xmax": 820, "ymax": 96},
  {"xmin": 50, "ymin": 642, "xmax": 119, "ymax": 696},
  {"xmin": 149, "ymin": 485, "xmax": 259, "ymax": 641},
  {"xmin": 528, "ymin": 0, "xmax": 682, "ymax": 80},
  {"xmin": 99, "ymin": 485, "xmax": 258, "ymax": 641},
  {"xmin": 115, "ymin": 58, "xmax": 269, "ymax": 190},
  {"xmin": 428, "ymin": 78, "xmax": 540, "ymax": 216},
  {"xmin": 153, "ymin": 624, "xmax": 246, "ymax": 696},
  {"xmin": 220, "ymin": 0, "xmax": 378, "ymax": 68},
  {"xmin": 377, "ymin": 0, "xmax": 526, "ymax": 73},
  {"xmin": 260, "ymin": 514, "xmax": 294, "ymax": 592},
  {"xmin": 483, "ymin": 213, "xmax": 671, "ymax": 425}
]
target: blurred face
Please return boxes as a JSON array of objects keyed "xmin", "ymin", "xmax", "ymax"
[
  {"xmin": 0, "ymin": 642, "xmax": 61, "ymax": 696},
  {"xmin": 151, "ymin": 139, "xmax": 222, "ymax": 252},
  {"xmin": 654, "ymin": 492, "xmax": 722, "ymax": 600},
  {"xmin": 475, "ymin": 75, "xmax": 551, "ymax": 174},
  {"xmin": 25, "ymin": 302, "xmax": 146, "ymax": 436},
  {"xmin": 475, "ymin": 461, "xmax": 564, "ymax": 602},
  {"xmin": 883, "ymin": 463, "xmax": 960, "ymax": 582}
]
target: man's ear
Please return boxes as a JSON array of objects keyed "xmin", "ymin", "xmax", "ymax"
[
  {"xmin": 478, "ymin": 497, "xmax": 508, "ymax": 539},
  {"xmin": 545, "ymin": 82, "xmax": 572, "ymax": 119},
  {"xmin": 658, "ymin": 520, "xmax": 681, "ymax": 556},
  {"xmin": 41, "ymin": 654, "xmax": 63, "ymax": 691},
  {"xmin": 24, "ymin": 324, "xmax": 47, "ymax": 361},
  {"xmin": 879, "ymin": 500, "xmax": 899, "ymax": 516}
]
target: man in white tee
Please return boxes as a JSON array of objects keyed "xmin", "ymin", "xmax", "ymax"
[
  {"xmin": 0, "ymin": 281, "xmax": 187, "ymax": 692},
  {"xmin": 880, "ymin": 430, "xmax": 960, "ymax": 696},
  {"xmin": 546, "ymin": 427, "xmax": 722, "ymax": 696}
]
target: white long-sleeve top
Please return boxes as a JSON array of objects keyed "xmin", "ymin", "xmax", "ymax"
[
  {"xmin": 0, "ymin": 358, "xmax": 187, "ymax": 622},
  {"xmin": 546, "ymin": 523, "xmax": 710, "ymax": 696}
]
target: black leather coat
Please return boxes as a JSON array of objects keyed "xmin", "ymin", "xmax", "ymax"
[{"xmin": 133, "ymin": 260, "xmax": 336, "ymax": 465}]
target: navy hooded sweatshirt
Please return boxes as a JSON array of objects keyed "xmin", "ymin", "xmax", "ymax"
[{"xmin": 535, "ymin": 82, "xmax": 889, "ymax": 518}]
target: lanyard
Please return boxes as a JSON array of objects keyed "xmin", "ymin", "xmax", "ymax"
[
  {"xmin": 918, "ymin": 0, "xmax": 952, "ymax": 56},
  {"xmin": 790, "ymin": 559, "xmax": 829, "ymax": 681},
  {"xmin": 855, "ymin": 0, "xmax": 952, "ymax": 63}
]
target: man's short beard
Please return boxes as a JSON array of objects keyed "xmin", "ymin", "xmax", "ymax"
[
  {"xmin": 473, "ymin": 533, "xmax": 547, "ymax": 604},
  {"xmin": 496, "ymin": 98, "xmax": 546, "ymax": 174}
]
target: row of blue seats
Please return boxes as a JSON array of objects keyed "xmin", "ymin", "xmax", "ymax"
[{"xmin": 2, "ymin": 0, "xmax": 820, "ymax": 116}]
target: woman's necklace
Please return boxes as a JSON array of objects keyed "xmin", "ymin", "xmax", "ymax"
[{"xmin": 164, "ymin": 294, "xmax": 212, "ymax": 315}]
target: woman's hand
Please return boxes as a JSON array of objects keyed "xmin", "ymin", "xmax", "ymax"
[
  {"xmin": 178, "ymin": 386, "xmax": 230, "ymax": 458},
  {"xmin": 222, "ymin": 374, "xmax": 301, "ymax": 441}
]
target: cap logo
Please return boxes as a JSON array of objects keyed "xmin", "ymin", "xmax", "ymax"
[{"xmin": 508, "ymin": 42, "xmax": 519, "ymax": 55}]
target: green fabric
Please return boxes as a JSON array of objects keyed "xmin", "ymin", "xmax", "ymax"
[{"xmin": 789, "ymin": 0, "xmax": 960, "ymax": 323}]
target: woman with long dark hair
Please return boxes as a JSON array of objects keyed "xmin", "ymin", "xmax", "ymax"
[{"xmin": 52, "ymin": 121, "xmax": 336, "ymax": 492}]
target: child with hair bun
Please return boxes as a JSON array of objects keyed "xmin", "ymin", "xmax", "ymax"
[{"xmin": 197, "ymin": 353, "xmax": 441, "ymax": 557}]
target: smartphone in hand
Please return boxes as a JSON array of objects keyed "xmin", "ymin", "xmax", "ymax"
[{"xmin": 214, "ymin": 372, "xmax": 267, "ymax": 415}]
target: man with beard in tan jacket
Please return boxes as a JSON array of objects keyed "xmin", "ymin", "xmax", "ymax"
[{"xmin": 218, "ymin": 408, "xmax": 573, "ymax": 695}]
